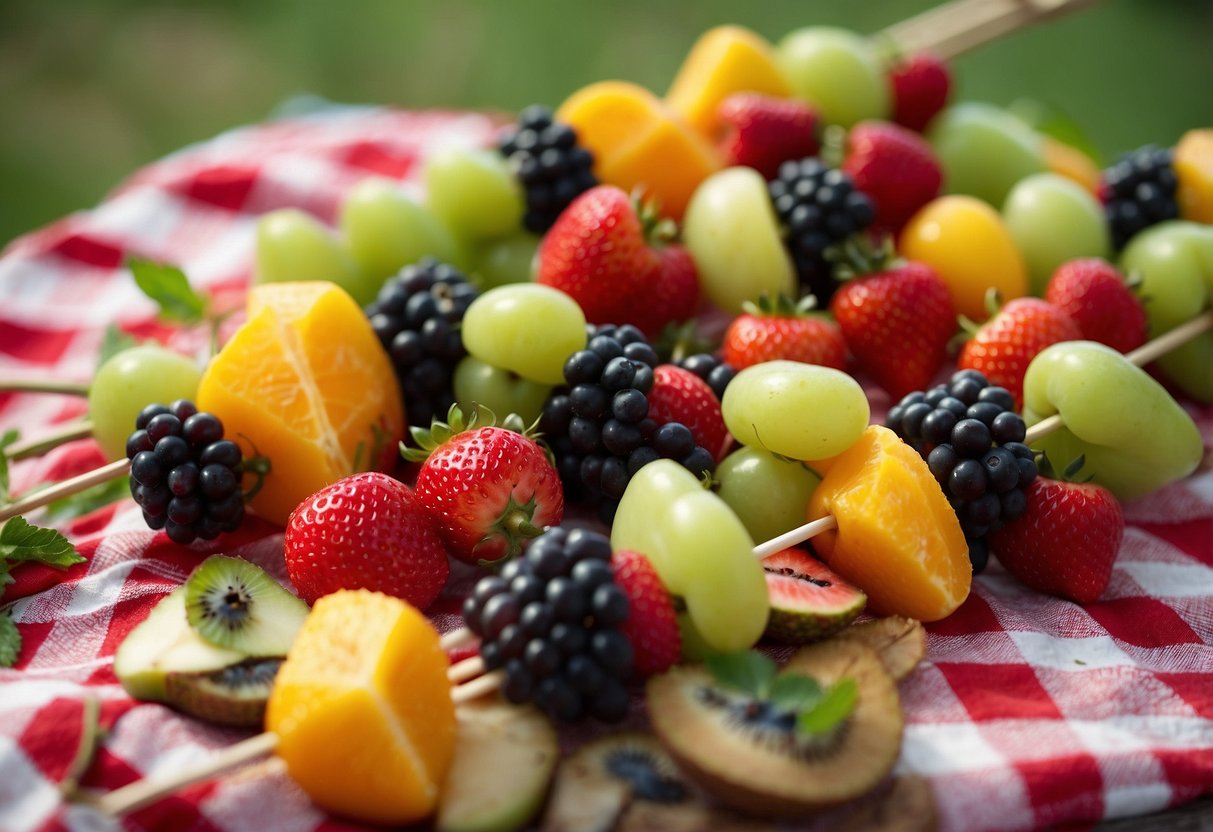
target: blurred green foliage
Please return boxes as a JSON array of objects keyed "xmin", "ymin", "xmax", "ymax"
[{"xmin": 1, "ymin": 0, "xmax": 1209, "ymax": 247}]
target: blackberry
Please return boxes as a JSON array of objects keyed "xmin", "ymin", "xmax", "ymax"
[
  {"xmin": 539, "ymin": 324, "xmax": 716, "ymax": 522},
  {"xmin": 769, "ymin": 158, "xmax": 875, "ymax": 303},
  {"xmin": 499, "ymin": 105, "xmax": 598, "ymax": 234},
  {"xmin": 125, "ymin": 400, "xmax": 247, "ymax": 545},
  {"xmin": 1103, "ymin": 145, "xmax": 1179, "ymax": 250},
  {"xmin": 887, "ymin": 369, "xmax": 1036, "ymax": 572},
  {"xmin": 462, "ymin": 527, "xmax": 632, "ymax": 723},
  {"xmin": 364, "ymin": 258, "xmax": 479, "ymax": 430},
  {"xmin": 675, "ymin": 352, "xmax": 736, "ymax": 402}
]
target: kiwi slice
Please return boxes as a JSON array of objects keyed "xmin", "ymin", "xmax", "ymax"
[
  {"xmin": 114, "ymin": 587, "xmax": 247, "ymax": 701},
  {"xmin": 184, "ymin": 555, "xmax": 308, "ymax": 655},
  {"xmin": 164, "ymin": 657, "xmax": 282, "ymax": 728},
  {"xmin": 541, "ymin": 734, "xmax": 689, "ymax": 832},
  {"xmin": 436, "ymin": 700, "xmax": 559, "ymax": 832},
  {"xmin": 836, "ymin": 616, "xmax": 927, "ymax": 681},
  {"xmin": 646, "ymin": 641, "xmax": 903, "ymax": 818}
]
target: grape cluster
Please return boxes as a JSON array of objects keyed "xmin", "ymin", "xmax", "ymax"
[
  {"xmin": 886, "ymin": 370, "xmax": 1037, "ymax": 571},
  {"xmin": 675, "ymin": 352, "xmax": 736, "ymax": 402},
  {"xmin": 539, "ymin": 325, "xmax": 715, "ymax": 522},
  {"xmin": 463, "ymin": 527, "xmax": 632, "ymax": 723},
  {"xmin": 364, "ymin": 258, "xmax": 479, "ymax": 429},
  {"xmin": 1103, "ymin": 145, "xmax": 1179, "ymax": 250},
  {"xmin": 769, "ymin": 158, "xmax": 876, "ymax": 303},
  {"xmin": 125, "ymin": 400, "xmax": 245, "ymax": 545},
  {"xmin": 499, "ymin": 105, "xmax": 598, "ymax": 234}
]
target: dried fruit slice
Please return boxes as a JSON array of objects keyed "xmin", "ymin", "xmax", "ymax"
[
  {"xmin": 646, "ymin": 640, "xmax": 902, "ymax": 817},
  {"xmin": 836, "ymin": 616, "xmax": 927, "ymax": 681},
  {"xmin": 762, "ymin": 548, "xmax": 866, "ymax": 644}
]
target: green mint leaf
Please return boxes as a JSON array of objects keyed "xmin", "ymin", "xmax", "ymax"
[
  {"xmin": 128, "ymin": 258, "xmax": 207, "ymax": 324},
  {"xmin": 44, "ymin": 475, "xmax": 131, "ymax": 522},
  {"xmin": 0, "ymin": 562, "xmax": 11, "ymax": 587},
  {"xmin": 0, "ymin": 517, "xmax": 85, "ymax": 569},
  {"xmin": 797, "ymin": 677, "xmax": 858, "ymax": 736},
  {"xmin": 768, "ymin": 672, "xmax": 824, "ymax": 712},
  {"xmin": 0, "ymin": 612, "xmax": 19, "ymax": 667},
  {"xmin": 705, "ymin": 650, "xmax": 777, "ymax": 698},
  {"xmin": 96, "ymin": 325, "xmax": 140, "ymax": 370}
]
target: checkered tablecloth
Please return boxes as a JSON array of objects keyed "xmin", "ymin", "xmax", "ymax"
[{"xmin": 1, "ymin": 108, "xmax": 1210, "ymax": 832}]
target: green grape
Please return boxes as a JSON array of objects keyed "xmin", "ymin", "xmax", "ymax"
[
  {"xmin": 1002, "ymin": 173, "xmax": 1110, "ymax": 295},
  {"xmin": 90, "ymin": 345, "xmax": 204, "ymax": 460},
  {"xmin": 254, "ymin": 209, "xmax": 370, "ymax": 301},
  {"xmin": 469, "ymin": 231, "xmax": 540, "ymax": 289},
  {"xmin": 1120, "ymin": 221, "xmax": 1213, "ymax": 402},
  {"xmin": 715, "ymin": 446, "xmax": 821, "ymax": 544},
  {"xmin": 460, "ymin": 284, "xmax": 586, "ymax": 385},
  {"xmin": 1022, "ymin": 341, "xmax": 1202, "ymax": 501},
  {"xmin": 721, "ymin": 361, "xmax": 869, "ymax": 461},
  {"xmin": 611, "ymin": 460, "xmax": 769, "ymax": 652},
  {"xmin": 338, "ymin": 178, "xmax": 465, "ymax": 289},
  {"xmin": 423, "ymin": 148, "xmax": 524, "ymax": 242},
  {"xmin": 452, "ymin": 355, "xmax": 552, "ymax": 425},
  {"xmin": 776, "ymin": 27, "xmax": 889, "ymax": 127},
  {"xmin": 928, "ymin": 102, "xmax": 1047, "ymax": 208},
  {"xmin": 683, "ymin": 167, "xmax": 796, "ymax": 314}
]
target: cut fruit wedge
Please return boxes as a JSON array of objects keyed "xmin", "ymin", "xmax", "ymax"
[
  {"xmin": 197, "ymin": 281, "xmax": 404, "ymax": 526},
  {"xmin": 437, "ymin": 701, "xmax": 558, "ymax": 832},
  {"xmin": 265, "ymin": 590, "xmax": 455, "ymax": 825},
  {"xmin": 183, "ymin": 555, "xmax": 308, "ymax": 656}
]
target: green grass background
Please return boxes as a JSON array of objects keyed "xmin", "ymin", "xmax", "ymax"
[{"xmin": 1, "ymin": 0, "xmax": 1209, "ymax": 248}]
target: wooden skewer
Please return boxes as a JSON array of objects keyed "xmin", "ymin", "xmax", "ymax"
[
  {"xmin": 881, "ymin": 0, "xmax": 1100, "ymax": 60},
  {"xmin": 1023, "ymin": 310, "xmax": 1213, "ymax": 445},
  {"xmin": 0, "ymin": 458, "xmax": 129, "ymax": 523}
]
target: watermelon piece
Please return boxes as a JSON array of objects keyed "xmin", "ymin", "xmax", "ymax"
[{"xmin": 762, "ymin": 548, "xmax": 866, "ymax": 644}]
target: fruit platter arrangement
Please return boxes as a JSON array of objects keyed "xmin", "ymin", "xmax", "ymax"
[{"xmin": 1, "ymin": 1, "xmax": 1211, "ymax": 830}]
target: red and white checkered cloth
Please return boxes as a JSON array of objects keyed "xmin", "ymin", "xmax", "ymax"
[{"xmin": 1, "ymin": 108, "xmax": 1210, "ymax": 832}]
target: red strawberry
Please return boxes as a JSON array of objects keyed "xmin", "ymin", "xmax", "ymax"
[
  {"xmin": 406, "ymin": 408, "xmax": 563, "ymax": 565},
  {"xmin": 842, "ymin": 120, "xmax": 943, "ymax": 233},
  {"xmin": 631, "ymin": 245, "xmax": 701, "ymax": 338},
  {"xmin": 536, "ymin": 185, "xmax": 693, "ymax": 335},
  {"xmin": 716, "ymin": 93, "xmax": 822, "ymax": 180},
  {"xmin": 722, "ymin": 294, "xmax": 846, "ymax": 371},
  {"xmin": 611, "ymin": 549, "xmax": 680, "ymax": 677},
  {"xmin": 1044, "ymin": 258, "xmax": 1148, "ymax": 353},
  {"xmin": 957, "ymin": 297, "xmax": 1081, "ymax": 409},
  {"xmin": 284, "ymin": 472, "xmax": 449, "ymax": 607},
  {"xmin": 888, "ymin": 52, "xmax": 951, "ymax": 133},
  {"xmin": 830, "ymin": 257, "xmax": 957, "ymax": 399},
  {"xmin": 647, "ymin": 364, "xmax": 729, "ymax": 461},
  {"xmin": 988, "ymin": 475, "xmax": 1124, "ymax": 604}
]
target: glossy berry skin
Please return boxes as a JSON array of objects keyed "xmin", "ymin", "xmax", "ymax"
[
  {"xmin": 646, "ymin": 365, "xmax": 730, "ymax": 462},
  {"xmin": 988, "ymin": 476, "xmax": 1124, "ymax": 604},
  {"xmin": 1044, "ymin": 258, "xmax": 1148, "ymax": 353},
  {"xmin": 830, "ymin": 261, "xmax": 957, "ymax": 399},
  {"xmin": 716, "ymin": 93, "xmax": 822, "ymax": 180},
  {"xmin": 414, "ymin": 426, "xmax": 563, "ymax": 565},
  {"xmin": 536, "ymin": 186, "xmax": 696, "ymax": 337},
  {"xmin": 888, "ymin": 53, "xmax": 951, "ymax": 133},
  {"xmin": 842, "ymin": 120, "xmax": 943, "ymax": 233},
  {"xmin": 722, "ymin": 308, "xmax": 845, "ymax": 372},
  {"xmin": 284, "ymin": 472, "xmax": 449, "ymax": 608},
  {"xmin": 610, "ymin": 549, "xmax": 680, "ymax": 677},
  {"xmin": 957, "ymin": 297, "xmax": 1081, "ymax": 409},
  {"xmin": 498, "ymin": 104, "xmax": 598, "ymax": 234},
  {"xmin": 1102, "ymin": 145, "xmax": 1179, "ymax": 250}
]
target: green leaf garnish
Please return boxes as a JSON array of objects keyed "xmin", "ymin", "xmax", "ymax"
[
  {"xmin": 768, "ymin": 672, "xmax": 824, "ymax": 711},
  {"xmin": 797, "ymin": 677, "xmax": 858, "ymax": 736},
  {"xmin": 705, "ymin": 650, "xmax": 777, "ymax": 698},
  {"xmin": 44, "ymin": 476, "xmax": 131, "ymax": 522},
  {"xmin": 96, "ymin": 325, "xmax": 140, "ymax": 370},
  {"xmin": 0, "ymin": 611, "xmax": 19, "ymax": 667},
  {"xmin": 0, "ymin": 517, "xmax": 85, "ymax": 568},
  {"xmin": 128, "ymin": 258, "xmax": 208, "ymax": 324}
]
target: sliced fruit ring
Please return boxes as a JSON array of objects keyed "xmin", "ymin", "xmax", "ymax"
[{"xmin": 646, "ymin": 640, "xmax": 902, "ymax": 818}]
